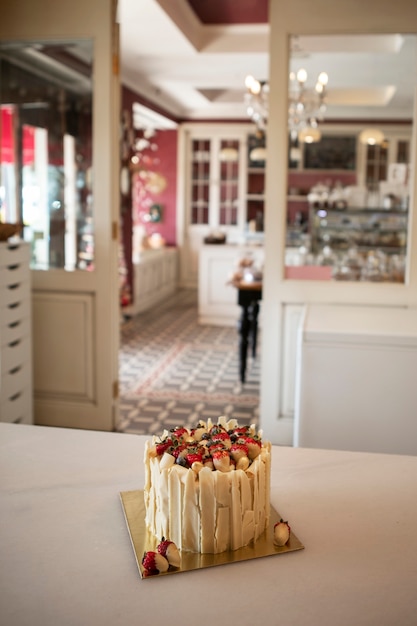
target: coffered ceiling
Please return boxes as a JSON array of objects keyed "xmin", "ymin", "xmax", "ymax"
[{"xmin": 118, "ymin": 1, "xmax": 415, "ymax": 126}]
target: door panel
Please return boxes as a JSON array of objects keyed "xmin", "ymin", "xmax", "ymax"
[{"xmin": 33, "ymin": 292, "xmax": 94, "ymax": 400}]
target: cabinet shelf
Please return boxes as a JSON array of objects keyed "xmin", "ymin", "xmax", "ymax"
[
  {"xmin": 312, "ymin": 206, "xmax": 408, "ymax": 216},
  {"xmin": 246, "ymin": 194, "xmax": 265, "ymax": 201}
]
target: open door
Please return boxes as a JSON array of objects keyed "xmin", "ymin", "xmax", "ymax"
[{"xmin": 0, "ymin": 0, "xmax": 120, "ymax": 430}]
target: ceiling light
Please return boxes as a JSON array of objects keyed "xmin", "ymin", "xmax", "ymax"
[
  {"xmin": 219, "ymin": 147, "xmax": 239, "ymax": 162},
  {"xmin": 298, "ymin": 127, "xmax": 322, "ymax": 143},
  {"xmin": 359, "ymin": 128, "xmax": 385, "ymax": 145},
  {"xmin": 249, "ymin": 147, "xmax": 267, "ymax": 162},
  {"xmin": 244, "ymin": 69, "xmax": 329, "ymax": 143}
]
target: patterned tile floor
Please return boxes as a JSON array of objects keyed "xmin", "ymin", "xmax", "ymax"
[{"xmin": 117, "ymin": 289, "xmax": 260, "ymax": 435}]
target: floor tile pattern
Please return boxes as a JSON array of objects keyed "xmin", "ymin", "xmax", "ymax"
[{"xmin": 118, "ymin": 289, "xmax": 260, "ymax": 435}]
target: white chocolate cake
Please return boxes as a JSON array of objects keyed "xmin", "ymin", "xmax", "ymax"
[{"xmin": 143, "ymin": 417, "xmax": 271, "ymax": 554}]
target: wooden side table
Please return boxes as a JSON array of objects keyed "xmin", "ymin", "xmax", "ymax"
[{"xmin": 236, "ymin": 281, "xmax": 262, "ymax": 383}]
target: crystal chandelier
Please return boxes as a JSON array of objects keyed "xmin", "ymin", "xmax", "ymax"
[{"xmin": 244, "ymin": 69, "xmax": 329, "ymax": 143}]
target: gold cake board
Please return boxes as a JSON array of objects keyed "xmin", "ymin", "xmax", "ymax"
[{"xmin": 120, "ymin": 490, "xmax": 304, "ymax": 579}]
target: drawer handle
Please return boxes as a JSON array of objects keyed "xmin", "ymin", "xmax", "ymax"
[
  {"xmin": 9, "ymin": 365, "xmax": 22, "ymax": 375},
  {"xmin": 8, "ymin": 339, "xmax": 21, "ymax": 348},
  {"xmin": 7, "ymin": 264, "xmax": 20, "ymax": 271},
  {"xmin": 7, "ymin": 283, "xmax": 20, "ymax": 290},
  {"xmin": 8, "ymin": 302, "xmax": 20, "ymax": 309},
  {"xmin": 9, "ymin": 391, "xmax": 22, "ymax": 402},
  {"xmin": 8, "ymin": 320, "xmax": 21, "ymax": 329}
]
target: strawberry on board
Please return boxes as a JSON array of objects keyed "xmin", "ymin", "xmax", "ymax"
[
  {"xmin": 141, "ymin": 550, "xmax": 169, "ymax": 575},
  {"xmin": 273, "ymin": 519, "xmax": 291, "ymax": 546},
  {"xmin": 157, "ymin": 538, "xmax": 181, "ymax": 568}
]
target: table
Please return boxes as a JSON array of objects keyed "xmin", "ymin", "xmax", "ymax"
[
  {"xmin": 236, "ymin": 281, "xmax": 262, "ymax": 383},
  {"xmin": 1, "ymin": 423, "xmax": 416, "ymax": 626}
]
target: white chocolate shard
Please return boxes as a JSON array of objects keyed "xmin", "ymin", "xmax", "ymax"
[
  {"xmin": 230, "ymin": 471, "xmax": 243, "ymax": 551},
  {"xmin": 199, "ymin": 467, "xmax": 215, "ymax": 553},
  {"xmin": 182, "ymin": 469, "xmax": 200, "ymax": 552},
  {"xmin": 168, "ymin": 467, "xmax": 182, "ymax": 549},
  {"xmin": 159, "ymin": 452, "xmax": 175, "ymax": 470}
]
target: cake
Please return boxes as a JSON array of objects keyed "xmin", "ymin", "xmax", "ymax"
[{"xmin": 143, "ymin": 416, "xmax": 271, "ymax": 554}]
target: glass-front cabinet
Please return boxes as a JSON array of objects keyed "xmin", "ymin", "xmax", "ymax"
[
  {"xmin": 187, "ymin": 129, "xmax": 248, "ymax": 240},
  {"xmin": 181, "ymin": 124, "xmax": 257, "ymax": 287}
]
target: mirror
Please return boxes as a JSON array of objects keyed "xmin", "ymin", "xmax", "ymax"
[
  {"xmin": 0, "ymin": 39, "xmax": 93, "ymax": 270},
  {"xmin": 284, "ymin": 33, "xmax": 416, "ymax": 283}
]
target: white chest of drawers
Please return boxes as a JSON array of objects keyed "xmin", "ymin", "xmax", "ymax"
[{"xmin": 0, "ymin": 241, "xmax": 33, "ymax": 424}]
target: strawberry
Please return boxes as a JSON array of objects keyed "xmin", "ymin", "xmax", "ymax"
[
  {"xmin": 229, "ymin": 426, "xmax": 249, "ymax": 441},
  {"xmin": 157, "ymin": 538, "xmax": 181, "ymax": 568},
  {"xmin": 170, "ymin": 427, "xmax": 188, "ymax": 441},
  {"xmin": 244, "ymin": 437, "xmax": 262, "ymax": 459},
  {"xmin": 170, "ymin": 442, "xmax": 187, "ymax": 459},
  {"xmin": 207, "ymin": 441, "xmax": 226, "ymax": 455},
  {"xmin": 203, "ymin": 458, "xmax": 214, "ymax": 470},
  {"xmin": 186, "ymin": 450, "xmax": 203, "ymax": 467},
  {"xmin": 211, "ymin": 449, "xmax": 231, "ymax": 472},
  {"xmin": 230, "ymin": 442, "xmax": 249, "ymax": 461},
  {"xmin": 155, "ymin": 438, "xmax": 173, "ymax": 456},
  {"xmin": 141, "ymin": 550, "xmax": 169, "ymax": 574},
  {"xmin": 273, "ymin": 519, "xmax": 291, "ymax": 547},
  {"xmin": 211, "ymin": 431, "xmax": 231, "ymax": 449},
  {"xmin": 190, "ymin": 423, "xmax": 207, "ymax": 441}
]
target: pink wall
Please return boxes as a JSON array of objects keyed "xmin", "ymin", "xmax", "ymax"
[{"xmin": 132, "ymin": 129, "xmax": 178, "ymax": 246}]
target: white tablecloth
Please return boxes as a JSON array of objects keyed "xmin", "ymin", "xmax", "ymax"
[{"xmin": 0, "ymin": 423, "xmax": 416, "ymax": 626}]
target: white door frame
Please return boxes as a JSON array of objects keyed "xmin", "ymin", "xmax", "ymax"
[
  {"xmin": 1, "ymin": 0, "xmax": 120, "ymax": 431},
  {"xmin": 261, "ymin": 0, "xmax": 417, "ymax": 445}
]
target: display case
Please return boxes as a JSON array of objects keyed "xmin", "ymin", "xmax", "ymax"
[
  {"xmin": 309, "ymin": 206, "xmax": 408, "ymax": 255},
  {"xmin": 307, "ymin": 205, "xmax": 409, "ymax": 282}
]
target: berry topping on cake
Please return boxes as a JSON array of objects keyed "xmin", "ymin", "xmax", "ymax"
[
  {"xmin": 230, "ymin": 442, "xmax": 249, "ymax": 461},
  {"xmin": 170, "ymin": 427, "xmax": 188, "ymax": 441},
  {"xmin": 186, "ymin": 450, "xmax": 203, "ymax": 466},
  {"xmin": 157, "ymin": 538, "xmax": 181, "ymax": 568},
  {"xmin": 212, "ymin": 449, "xmax": 231, "ymax": 472},
  {"xmin": 155, "ymin": 438, "xmax": 173, "ymax": 456},
  {"xmin": 150, "ymin": 419, "xmax": 265, "ymax": 473},
  {"xmin": 190, "ymin": 422, "xmax": 207, "ymax": 441},
  {"xmin": 244, "ymin": 437, "xmax": 262, "ymax": 459},
  {"xmin": 142, "ymin": 550, "xmax": 169, "ymax": 575},
  {"xmin": 210, "ymin": 431, "xmax": 231, "ymax": 449},
  {"xmin": 273, "ymin": 519, "xmax": 291, "ymax": 546}
]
